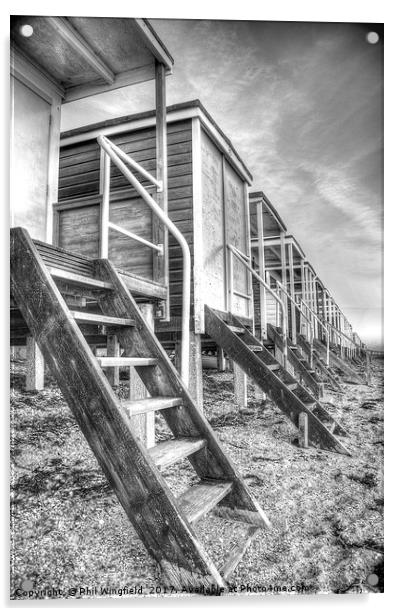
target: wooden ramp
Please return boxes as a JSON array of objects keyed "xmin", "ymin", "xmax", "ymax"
[
  {"xmin": 296, "ymin": 335, "xmax": 344, "ymax": 393},
  {"xmin": 266, "ymin": 324, "xmax": 324, "ymax": 398},
  {"xmin": 11, "ymin": 228, "xmax": 270, "ymax": 588},
  {"xmin": 204, "ymin": 306, "xmax": 350, "ymax": 456}
]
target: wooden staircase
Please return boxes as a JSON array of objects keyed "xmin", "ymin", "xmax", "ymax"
[
  {"xmin": 266, "ymin": 324, "xmax": 324, "ymax": 398},
  {"xmin": 312, "ymin": 338, "xmax": 365, "ymax": 385},
  {"xmin": 204, "ymin": 306, "xmax": 351, "ymax": 456},
  {"xmin": 10, "ymin": 228, "xmax": 270, "ymax": 588},
  {"xmin": 295, "ymin": 335, "xmax": 344, "ymax": 393}
]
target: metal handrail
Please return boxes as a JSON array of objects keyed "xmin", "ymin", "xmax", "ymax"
[
  {"xmin": 97, "ymin": 134, "xmax": 191, "ymax": 386},
  {"xmin": 227, "ymin": 244, "xmax": 288, "ymax": 369},
  {"xmin": 274, "ymin": 280, "xmax": 315, "ymax": 367},
  {"xmin": 101, "ymin": 135, "xmax": 163, "ymax": 191},
  {"xmin": 298, "ymin": 298, "xmax": 330, "ymax": 367},
  {"xmin": 321, "ymin": 316, "xmax": 360, "ymax": 351}
]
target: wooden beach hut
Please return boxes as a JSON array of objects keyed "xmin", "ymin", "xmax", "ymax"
[{"xmin": 56, "ymin": 100, "xmax": 254, "ymax": 407}]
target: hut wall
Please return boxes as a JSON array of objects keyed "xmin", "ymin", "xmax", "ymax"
[{"xmin": 56, "ymin": 119, "xmax": 193, "ymax": 315}]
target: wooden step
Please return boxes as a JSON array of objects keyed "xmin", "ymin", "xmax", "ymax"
[
  {"xmin": 178, "ymin": 480, "xmax": 232, "ymax": 524},
  {"xmin": 48, "ymin": 267, "xmax": 113, "ymax": 290},
  {"xmin": 124, "ymin": 396, "xmax": 183, "ymax": 417},
  {"xmin": 228, "ymin": 325, "xmax": 246, "ymax": 334},
  {"xmin": 303, "ymin": 402, "xmax": 318, "ymax": 411},
  {"xmin": 97, "ymin": 357, "xmax": 157, "ymax": 367},
  {"xmin": 149, "ymin": 438, "xmax": 206, "ymax": 471},
  {"xmin": 220, "ymin": 525, "xmax": 259, "ymax": 581},
  {"xmin": 267, "ymin": 363, "xmax": 280, "ymax": 371},
  {"xmin": 286, "ymin": 383, "xmax": 298, "ymax": 391},
  {"xmin": 70, "ymin": 311, "xmax": 136, "ymax": 327}
]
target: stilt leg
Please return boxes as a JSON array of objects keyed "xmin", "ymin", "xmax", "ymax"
[
  {"xmin": 25, "ymin": 335, "xmax": 44, "ymax": 391},
  {"xmin": 233, "ymin": 363, "xmax": 247, "ymax": 408}
]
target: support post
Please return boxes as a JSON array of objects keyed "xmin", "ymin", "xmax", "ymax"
[
  {"xmin": 288, "ymin": 242, "xmax": 296, "ymax": 344},
  {"xmin": 217, "ymin": 346, "xmax": 226, "ymax": 372},
  {"xmin": 365, "ymin": 349, "xmax": 371, "ymax": 385},
  {"xmin": 129, "ymin": 304, "xmax": 155, "ymax": 448},
  {"xmin": 155, "ymin": 61, "xmax": 169, "ymax": 318},
  {"xmin": 257, "ymin": 200, "xmax": 267, "ymax": 339},
  {"xmin": 176, "ymin": 331, "xmax": 204, "ymax": 411},
  {"xmin": 106, "ymin": 335, "xmax": 120, "ymax": 386},
  {"xmin": 26, "ymin": 335, "xmax": 44, "ymax": 391},
  {"xmin": 298, "ymin": 412, "xmax": 309, "ymax": 448},
  {"xmin": 280, "ymin": 232, "xmax": 288, "ymax": 327},
  {"xmin": 233, "ymin": 363, "xmax": 248, "ymax": 408},
  {"xmin": 100, "ymin": 151, "xmax": 110, "ymax": 258}
]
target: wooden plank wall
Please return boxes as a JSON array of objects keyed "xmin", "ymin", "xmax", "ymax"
[{"xmin": 57, "ymin": 120, "xmax": 193, "ymax": 315}]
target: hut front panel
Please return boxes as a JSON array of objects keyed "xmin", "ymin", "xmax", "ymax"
[
  {"xmin": 200, "ymin": 131, "xmax": 225, "ymax": 312},
  {"xmin": 224, "ymin": 160, "xmax": 250, "ymax": 317},
  {"xmin": 57, "ymin": 120, "xmax": 193, "ymax": 298},
  {"xmin": 58, "ymin": 203, "xmax": 100, "ymax": 258}
]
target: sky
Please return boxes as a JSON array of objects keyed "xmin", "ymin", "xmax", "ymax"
[{"xmin": 61, "ymin": 19, "xmax": 384, "ymax": 348}]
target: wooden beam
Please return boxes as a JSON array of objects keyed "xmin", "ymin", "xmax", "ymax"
[
  {"xmin": 155, "ymin": 61, "xmax": 169, "ymax": 320},
  {"xmin": 288, "ymin": 242, "xmax": 296, "ymax": 344},
  {"xmin": 233, "ymin": 364, "xmax": 247, "ymax": 408},
  {"xmin": 129, "ymin": 303, "xmax": 155, "ymax": 448},
  {"xmin": 47, "ymin": 17, "xmax": 114, "ymax": 85},
  {"xmin": 94, "ymin": 257, "xmax": 271, "ymax": 528},
  {"xmin": 133, "ymin": 19, "xmax": 174, "ymax": 71},
  {"xmin": 63, "ymin": 64, "xmax": 155, "ymax": 103},
  {"xmin": 105, "ymin": 335, "xmax": 120, "ymax": 386},
  {"xmin": 192, "ymin": 117, "xmax": 205, "ymax": 334}
]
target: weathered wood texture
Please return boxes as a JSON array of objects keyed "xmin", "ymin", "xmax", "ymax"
[
  {"xmin": 129, "ymin": 303, "xmax": 155, "ymax": 448},
  {"xmin": 58, "ymin": 121, "xmax": 193, "ymax": 316},
  {"xmin": 296, "ymin": 335, "xmax": 343, "ymax": 392},
  {"xmin": 11, "ymin": 227, "xmax": 265, "ymax": 586},
  {"xmin": 313, "ymin": 339, "xmax": 365, "ymax": 385},
  {"xmin": 267, "ymin": 324, "xmax": 324, "ymax": 398},
  {"xmin": 58, "ymin": 116, "xmax": 252, "ymax": 323},
  {"xmin": 93, "ymin": 258, "xmax": 271, "ymax": 529},
  {"xmin": 204, "ymin": 306, "xmax": 350, "ymax": 455},
  {"xmin": 228, "ymin": 314, "xmax": 348, "ymax": 439}
]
